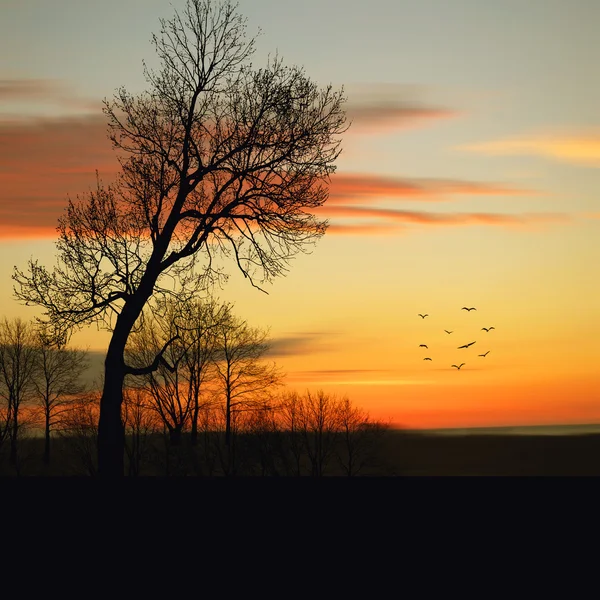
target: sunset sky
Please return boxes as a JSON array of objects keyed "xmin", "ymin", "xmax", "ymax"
[{"xmin": 1, "ymin": 0, "xmax": 599, "ymax": 429}]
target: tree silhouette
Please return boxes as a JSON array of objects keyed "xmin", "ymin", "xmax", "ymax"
[
  {"xmin": 31, "ymin": 325, "xmax": 88, "ymax": 466},
  {"xmin": 277, "ymin": 390, "xmax": 307, "ymax": 476},
  {"xmin": 122, "ymin": 386, "xmax": 158, "ymax": 477},
  {"xmin": 298, "ymin": 390, "xmax": 342, "ymax": 477},
  {"xmin": 58, "ymin": 393, "xmax": 100, "ymax": 476},
  {"xmin": 212, "ymin": 307, "xmax": 282, "ymax": 474},
  {"xmin": 13, "ymin": 0, "xmax": 347, "ymax": 476},
  {"xmin": 336, "ymin": 398, "xmax": 388, "ymax": 476},
  {"xmin": 175, "ymin": 297, "xmax": 227, "ymax": 446},
  {"xmin": 126, "ymin": 301, "xmax": 193, "ymax": 448},
  {"xmin": 0, "ymin": 318, "xmax": 37, "ymax": 467}
]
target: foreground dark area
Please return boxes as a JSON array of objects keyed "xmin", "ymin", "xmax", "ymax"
[{"xmin": 2, "ymin": 429, "xmax": 599, "ymax": 476}]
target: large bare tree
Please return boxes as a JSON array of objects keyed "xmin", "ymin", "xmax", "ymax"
[{"xmin": 13, "ymin": 0, "xmax": 347, "ymax": 475}]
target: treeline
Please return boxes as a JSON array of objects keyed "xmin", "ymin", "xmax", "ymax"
[{"xmin": 0, "ymin": 300, "xmax": 388, "ymax": 476}]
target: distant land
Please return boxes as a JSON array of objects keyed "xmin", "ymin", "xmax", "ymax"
[{"xmin": 414, "ymin": 423, "xmax": 600, "ymax": 437}]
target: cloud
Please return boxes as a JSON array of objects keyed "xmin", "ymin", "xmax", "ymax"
[
  {"xmin": 285, "ymin": 367, "xmax": 433, "ymax": 385},
  {"xmin": 344, "ymin": 82, "xmax": 458, "ymax": 135},
  {"xmin": 0, "ymin": 79, "xmax": 55, "ymax": 101},
  {"xmin": 461, "ymin": 132, "xmax": 600, "ymax": 167},
  {"xmin": 346, "ymin": 103, "xmax": 457, "ymax": 134},
  {"xmin": 318, "ymin": 205, "xmax": 568, "ymax": 228},
  {"xmin": 0, "ymin": 78, "xmax": 100, "ymax": 114},
  {"xmin": 0, "ymin": 114, "xmax": 120, "ymax": 237},
  {"xmin": 0, "ymin": 109, "xmax": 545, "ymax": 240},
  {"xmin": 295, "ymin": 369, "xmax": 390, "ymax": 376},
  {"xmin": 326, "ymin": 173, "xmax": 529, "ymax": 204},
  {"xmin": 326, "ymin": 222, "xmax": 405, "ymax": 236},
  {"xmin": 265, "ymin": 332, "xmax": 337, "ymax": 357}
]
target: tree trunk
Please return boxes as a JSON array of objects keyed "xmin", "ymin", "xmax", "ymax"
[
  {"xmin": 191, "ymin": 402, "xmax": 199, "ymax": 446},
  {"xmin": 225, "ymin": 391, "xmax": 231, "ymax": 447},
  {"xmin": 96, "ymin": 235, "xmax": 173, "ymax": 476},
  {"xmin": 169, "ymin": 425, "xmax": 183, "ymax": 446},
  {"xmin": 9, "ymin": 406, "xmax": 18, "ymax": 466},
  {"xmin": 43, "ymin": 410, "xmax": 51, "ymax": 465},
  {"xmin": 98, "ymin": 352, "xmax": 126, "ymax": 477}
]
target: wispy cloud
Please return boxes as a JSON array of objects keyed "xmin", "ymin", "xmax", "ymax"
[
  {"xmin": 344, "ymin": 83, "xmax": 458, "ymax": 135},
  {"xmin": 0, "ymin": 79, "xmax": 55, "ymax": 100},
  {"xmin": 0, "ymin": 114, "xmax": 119, "ymax": 237},
  {"xmin": 285, "ymin": 367, "xmax": 434, "ymax": 385},
  {"xmin": 265, "ymin": 332, "xmax": 337, "ymax": 357},
  {"xmin": 0, "ymin": 78, "xmax": 100, "ymax": 115},
  {"xmin": 326, "ymin": 173, "xmax": 530, "ymax": 204},
  {"xmin": 0, "ymin": 104, "xmax": 548, "ymax": 241},
  {"xmin": 289, "ymin": 377, "xmax": 435, "ymax": 386},
  {"xmin": 346, "ymin": 103, "xmax": 457, "ymax": 134},
  {"xmin": 318, "ymin": 205, "xmax": 568, "ymax": 228},
  {"xmin": 295, "ymin": 369, "xmax": 390, "ymax": 376},
  {"xmin": 460, "ymin": 131, "xmax": 600, "ymax": 167},
  {"xmin": 326, "ymin": 222, "xmax": 405, "ymax": 236},
  {"xmin": 310, "ymin": 171, "xmax": 559, "ymax": 236}
]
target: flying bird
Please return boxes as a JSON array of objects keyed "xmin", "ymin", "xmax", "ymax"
[
  {"xmin": 457, "ymin": 341, "xmax": 476, "ymax": 349},
  {"xmin": 461, "ymin": 307, "xmax": 477, "ymax": 311},
  {"xmin": 423, "ymin": 357, "xmax": 432, "ymax": 361},
  {"xmin": 481, "ymin": 327, "xmax": 495, "ymax": 332},
  {"xmin": 444, "ymin": 330, "xmax": 453, "ymax": 334},
  {"xmin": 418, "ymin": 314, "xmax": 429, "ymax": 319},
  {"xmin": 451, "ymin": 363, "xmax": 465, "ymax": 370},
  {"xmin": 419, "ymin": 344, "xmax": 428, "ymax": 348},
  {"xmin": 478, "ymin": 351, "xmax": 490, "ymax": 357}
]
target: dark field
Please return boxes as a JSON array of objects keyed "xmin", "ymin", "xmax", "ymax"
[
  {"xmin": 2, "ymin": 428, "xmax": 600, "ymax": 476},
  {"xmin": 381, "ymin": 431, "xmax": 600, "ymax": 476}
]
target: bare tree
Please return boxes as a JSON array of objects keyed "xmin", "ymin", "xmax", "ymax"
[
  {"xmin": 298, "ymin": 390, "xmax": 342, "ymax": 477},
  {"xmin": 277, "ymin": 390, "xmax": 306, "ymax": 476},
  {"xmin": 59, "ymin": 393, "xmax": 100, "ymax": 476},
  {"xmin": 0, "ymin": 318, "xmax": 37, "ymax": 467},
  {"xmin": 243, "ymin": 404, "xmax": 282, "ymax": 476},
  {"xmin": 336, "ymin": 397, "xmax": 388, "ymax": 476},
  {"xmin": 126, "ymin": 304, "xmax": 192, "ymax": 447},
  {"xmin": 122, "ymin": 386, "xmax": 159, "ymax": 476},
  {"xmin": 13, "ymin": 0, "xmax": 347, "ymax": 476},
  {"xmin": 31, "ymin": 325, "xmax": 88, "ymax": 466},
  {"xmin": 212, "ymin": 308, "xmax": 282, "ymax": 474},
  {"xmin": 175, "ymin": 296, "xmax": 227, "ymax": 445}
]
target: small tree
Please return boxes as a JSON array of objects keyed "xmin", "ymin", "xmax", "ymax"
[
  {"xmin": 175, "ymin": 297, "xmax": 227, "ymax": 445},
  {"xmin": 126, "ymin": 304, "xmax": 192, "ymax": 447},
  {"xmin": 299, "ymin": 390, "xmax": 342, "ymax": 477},
  {"xmin": 58, "ymin": 392, "xmax": 100, "ymax": 476},
  {"xmin": 31, "ymin": 325, "xmax": 88, "ymax": 466},
  {"xmin": 243, "ymin": 404, "xmax": 282, "ymax": 476},
  {"xmin": 0, "ymin": 317, "xmax": 37, "ymax": 467},
  {"xmin": 277, "ymin": 390, "xmax": 306, "ymax": 476},
  {"xmin": 13, "ymin": 0, "xmax": 347, "ymax": 476},
  {"xmin": 336, "ymin": 397, "xmax": 388, "ymax": 476},
  {"xmin": 212, "ymin": 308, "xmax": 282, "ymax": 475},
  {"xmin": 122, "ymin": 386, "xmax": 158, "ymax": 476}
]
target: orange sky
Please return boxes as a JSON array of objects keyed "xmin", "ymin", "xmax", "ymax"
[{"xmin": 1, "ymin": 0, "xmax": 599, "ymax": 429}]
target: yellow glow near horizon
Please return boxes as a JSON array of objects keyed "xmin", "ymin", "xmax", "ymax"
[{"xmin": 462, "ymin": 133, "xmax": 600, "ymax": 167}]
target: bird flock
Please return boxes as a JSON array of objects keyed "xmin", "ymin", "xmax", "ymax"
[{"xmin": 417, "ymin": 307, "xmax": 496, "ymax": 370}]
